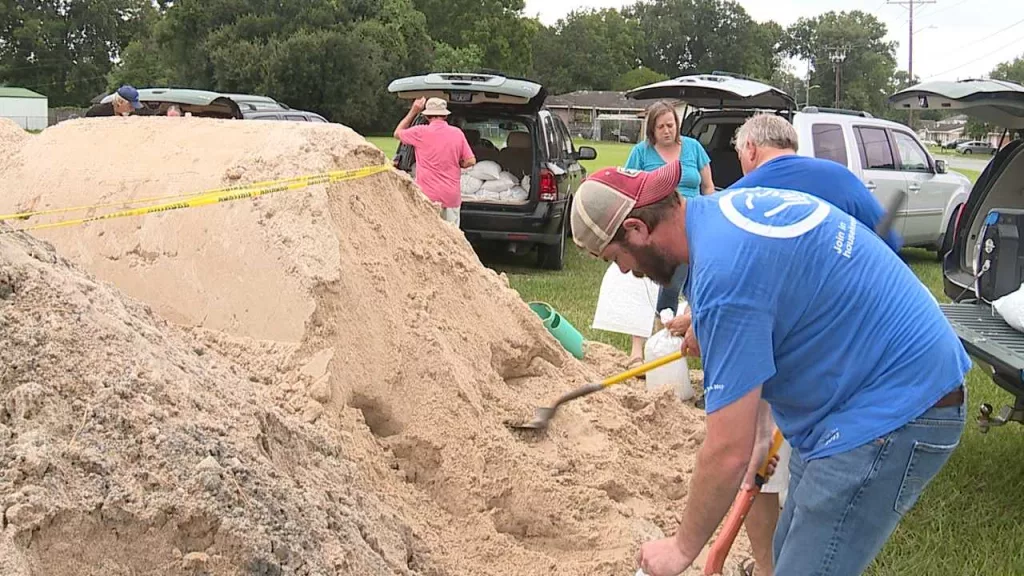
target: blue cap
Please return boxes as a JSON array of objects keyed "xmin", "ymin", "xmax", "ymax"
[{"xmin": 117, "ymin": 85, "xmax": 143, "ymax": 109}]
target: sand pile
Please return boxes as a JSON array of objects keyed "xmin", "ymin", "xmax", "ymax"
[
  {"xmin": 0, "ymin": 117, "xmax": 746, "ymax": 575},
  {"xmin": 0, "ymin": 118, "xmax": 28, "ymax": 174}
]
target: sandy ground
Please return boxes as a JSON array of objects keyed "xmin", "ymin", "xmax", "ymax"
[{"xmin": 0, "ymin": 117, "xmax": 749, "ymax": 575}]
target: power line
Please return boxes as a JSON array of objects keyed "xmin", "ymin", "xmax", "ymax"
[
  {"xmin": 941, "ymin": 15, "xmax": 1024, "ymax": 61},
  {"xmin": 922, "ymin": 34, "xmax": 1024, "ymax": 80},
  {"xmin": 888, "ymin": 0, "xmax": 934, "ymax": 124}
]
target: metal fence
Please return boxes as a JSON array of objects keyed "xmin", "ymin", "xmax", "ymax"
[{"xmin": 49, "ymin": 107, "xmax": 87, "ymax": 125}]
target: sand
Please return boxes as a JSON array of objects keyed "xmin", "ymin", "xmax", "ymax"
[{"xmin": 0, "ymin": 117, "xmax": 748, "ymax": 575}]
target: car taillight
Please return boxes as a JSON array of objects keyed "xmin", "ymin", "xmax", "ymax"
[
  {"xmin": 539, "ymin": 169, "xmax": 557, "ymax": 202},
  {"xmin": 954, "ymin": 204, "xmax": 966, "ymax": 240}
]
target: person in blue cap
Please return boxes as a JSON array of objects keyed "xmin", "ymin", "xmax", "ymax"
[{"xmin": 85, "ymin": 85, "xmax": 149, "ymax": 117}]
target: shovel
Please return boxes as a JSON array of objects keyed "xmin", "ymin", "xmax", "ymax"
[
  {"xmin": 703, "ymin": 428, "xmax": 785, "ymax": 575},
  {"xmin": 511, "ymin": 350, "xmax": 684, "ymax": 431}
]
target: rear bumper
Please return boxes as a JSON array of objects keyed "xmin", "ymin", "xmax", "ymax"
[
  {"xmin": 940, "ymin": 302, "xmax": 1024, "ymax": 399},
  {"xmin": 460, "ymin": 200, "xmax": 566, "ymax": 245}
]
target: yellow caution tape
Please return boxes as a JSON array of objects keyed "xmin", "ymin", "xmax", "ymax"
[
  {"xmin": 0, "ymin": 165, "xmax": 392, "ymax": 222},
  {"xmin": 1, "ymin": 164, "xmax": 390, "ymax": 234}
]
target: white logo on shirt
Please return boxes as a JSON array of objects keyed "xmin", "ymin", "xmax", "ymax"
[{"xmin": 718, "ymin": 187, "xmax": 831, "ymax": 239}]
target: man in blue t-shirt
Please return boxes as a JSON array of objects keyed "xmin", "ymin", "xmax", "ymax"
[
  {"xmin": 729, "ymin": 113, "xmax": 903, "ymax": 253},
  {"xmin": 569, "ymin": 160, "xmax": 969, "ymax": 576}
]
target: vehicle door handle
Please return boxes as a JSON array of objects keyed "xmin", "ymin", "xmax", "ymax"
[
  {"xmin": 865, "ymin": 181, "xmax": 876, "ymax": 191},
  {"xmin": 908, "ymin": 183, "xmax": 921, "ymax": 193}
]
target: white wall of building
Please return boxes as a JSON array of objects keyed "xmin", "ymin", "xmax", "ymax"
[{"xmin": 0, "ymin": 97, "xmax": 48, "ymax": 130}]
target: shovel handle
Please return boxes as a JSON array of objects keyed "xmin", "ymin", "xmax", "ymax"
[
  {"xmin": 704, "ymin": 429, "xmax": 785, "ymax": 575},
  {"xmin": 601, "ymin": 350, "xmax": 684, "ymax": 389}
]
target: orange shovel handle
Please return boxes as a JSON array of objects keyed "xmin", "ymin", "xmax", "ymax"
[{"xmin": 704, "ymin": 429, "xmax": 785, "ymax": 575}]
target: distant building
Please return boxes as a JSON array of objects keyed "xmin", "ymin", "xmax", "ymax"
[
  {"xmin": 545, "ymin": 91, "xmax": 658, "ymax": 141},
  {"xmin": 0, "ymin": 87, "xmax": 48, "ymax": 130}
]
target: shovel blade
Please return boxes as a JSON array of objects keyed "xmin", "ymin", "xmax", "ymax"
[{"xmin": 511, "ymin": 407, "xmax": 556, "ymax": 430}]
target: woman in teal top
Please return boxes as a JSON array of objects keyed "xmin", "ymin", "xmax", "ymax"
[{"xmin": 625, "ymin": 101, "xmax": 715, "ymax": 198}]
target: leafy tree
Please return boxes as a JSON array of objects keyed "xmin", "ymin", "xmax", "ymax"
[
  {"xmin": 784, "ymin": 11, "xmax": 897, "ymax": 117},
  {"xmin": 624, "ymin": 0, "xmax": 782, "ymax": 81},
  {"xmin": 966, "ymin": 118, "xmax": 992, "ymax": 140},
  {"xmin": 432, "ymin": 42, "xmax": 484, "ymax": 72},
  {"xmin": 991, "ymin": 54, "xmax": 1024, "ymax": 85},
  {"xmin": 411, "ymin": 0, "xmax": 537, "ymax": 75},
  {"xmin": 613, "ymin": 67, "xmax": 669, "ymax": 91},
  {"xmin": 0, "ymin": 0, "xmax": 152, "ymax": 106}
]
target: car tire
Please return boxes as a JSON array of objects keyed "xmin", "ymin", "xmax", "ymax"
[
  {"xmin": 964, "ymin": 149, "xmax": 972, "ymax": 154},
  {"xmin": 537, "ymin": 215, "xmax": 567, "ymax": 271}
]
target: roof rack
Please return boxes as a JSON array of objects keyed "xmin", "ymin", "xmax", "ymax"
[{"xmin": 801, "ymin": 106, "xmax": 873, "ymax": 118}]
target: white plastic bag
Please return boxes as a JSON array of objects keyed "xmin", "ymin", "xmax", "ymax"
[
  {"xmin": 481, "ymin": 179, "xmax": 512, "ymax": 193},
  {"xmin": 521, "ymin": 175, "xmax": 530, "ymax": 191},
  {"xmin": 468, "ymin": 160, "xmax": 501, "ymax": 181},
  {"xmin": 993, "ymin": 282, "xmax": 1024, "ymax": 333},
  {"xmin": 498, "ymin": 171, "xmax": 519, "ymax": 185},
  {"xmin": 643, "ymin": 308, "xmax": 693, "ymax": 401},
  {"xmin": 460, "ymin": 173, "xmax": 483, "ymax": 195}
]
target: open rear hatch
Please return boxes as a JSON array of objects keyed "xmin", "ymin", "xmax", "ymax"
[
  {"xmin": 890, "ymin": 79, "xmax": 1024, "ymax": 398},
  {"xmin": 387, "ymin": 72, "xmax": 548, "ymax": 114},
  {"xmin": 388, "ymin": 72, "xmax": 548, "ymax": 212},
  {"xmin": 624, "ymin": 72, "xmax": 796, "ymax": 111}
]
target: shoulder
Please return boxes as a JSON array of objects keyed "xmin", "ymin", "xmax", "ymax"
[
  {"xmin": 682, "ymin": 136, "xmax": 709, "ymax": 160},
  {"xmin": 629, "ymin": 141, "xmax": 651, "ymax": 155}
]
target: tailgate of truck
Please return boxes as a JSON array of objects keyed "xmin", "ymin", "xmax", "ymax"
[{"xmin": 941, "ymin": 302, "xmax": 1024, "ymax": 376}]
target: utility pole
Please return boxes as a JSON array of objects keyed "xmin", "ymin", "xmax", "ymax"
[
  {"xmin": 828, "ymin": 47, "xmax": 847, "ymax": 108},
  {"xmin": 889, "ymin": 0, "xmax": 936, "ymax": 126}
]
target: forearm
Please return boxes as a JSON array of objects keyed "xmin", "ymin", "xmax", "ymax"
[
  {"xmin": 393, "ymin": 109, "xmax": 418, "ymax": 139},
  {"xmin": 674, "ymin": 442, "xmax": 750, "ymax": 558}
]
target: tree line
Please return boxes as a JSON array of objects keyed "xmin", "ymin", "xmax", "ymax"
[{"xmin": 1, "ymin": 0, "xmax": 1023, "ymax": 134}]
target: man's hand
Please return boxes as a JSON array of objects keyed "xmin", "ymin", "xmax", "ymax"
[
  {"xmin": 665, "ymin": 309, "xmax": 700, "ymax": 357},
  {"xmin": 411, "ymin": 97, "xmax": 426, "ymax": 113},
  {"xmin": 637, "ymin": 536, "xmax": 694, "ymax": 576}
]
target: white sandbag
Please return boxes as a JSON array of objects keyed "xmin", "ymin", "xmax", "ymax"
[
  {"xmin": 468, "ymin": 160, "xmax": 502, "ymax": 181},
  {"xmin": 993, "ymin": 282, "xmax": 1024, "ymax": 333},
  {"xmin": 460, "ymin": 173, "xmax": 483, "ymax": 195},
  {"xmin": 498, "ymin": 171, "xmax": 519, "ymax": 185},
  {"xmin": 508, "ymin": 186, "xmax": 528, "ymax": 202},
  {"xmin": 521, "ymin": 175, "xmax": 530, "ymax": 191},
  {"xmin": 481, "ymin": 179, "xmax": 512, "ymax": 193}
]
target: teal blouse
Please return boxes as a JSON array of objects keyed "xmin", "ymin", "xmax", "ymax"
[{"xmin": 624, "ymin": 137, "xmax": 711, "ymax": 198}]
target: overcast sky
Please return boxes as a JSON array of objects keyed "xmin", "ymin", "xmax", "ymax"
[{"xmin": 522, "ymin": 0, "xmax": 1024, "ymax": 82}]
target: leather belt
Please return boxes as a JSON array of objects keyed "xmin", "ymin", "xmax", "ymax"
[{"xmin": 932, "ymin": 386, "xmax": 965, "ymax": 409}]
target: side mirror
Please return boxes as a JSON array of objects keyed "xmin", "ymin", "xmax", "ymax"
[
  {"xmin": 577, "ymin": 146, "xmax": 597, "ymax": 161},
  {"xmin": 935, "ymin": 158, "xmax": 947, "ymax": 174}
]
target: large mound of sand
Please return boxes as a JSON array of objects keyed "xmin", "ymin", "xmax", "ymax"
[{"xmin": 0, "ymin": 117, "xmax": 746, "ymax": 575}]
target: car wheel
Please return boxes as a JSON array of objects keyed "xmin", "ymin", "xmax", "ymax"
[
  {"xmin": 537, "ymin": 215, "xmax": 567, "ymax": 271},
  {"xmin": 964, "ymin": 149, "xmax": 972, "ymax": 154}
]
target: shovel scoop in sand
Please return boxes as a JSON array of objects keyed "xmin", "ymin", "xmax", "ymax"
[{"xmin": 512, "ymin": 351, "xmax": 684, "ymax": 431}]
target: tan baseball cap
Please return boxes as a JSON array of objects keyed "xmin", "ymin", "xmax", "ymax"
[
  {"xmin": 570, "ymin": 160, "xmax": 682, "ymax": 256},
  {"xmin": 422, "ymin": 97, "xmax": 451, "ymax": 116}
]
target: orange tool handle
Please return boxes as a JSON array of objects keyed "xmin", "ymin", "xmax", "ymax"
[{"xmin": 704, "ymin": 429, "xmax": 785, "ymax": 575}]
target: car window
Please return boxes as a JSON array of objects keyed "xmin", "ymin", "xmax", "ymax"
[
  {"xmin": 693, "ymin": 123, "xmax": 718, "ymax": 148},
  {"xmin": 285, "ymin": 115, "xmax": 308, "ymax": 121},
  {"xmin": 460, "ymin": 118, "xmax": 528, "ymax": 149},
  {"xmin": 892, "ymin": 131, "xmax": 930, "ymax": 172},
  {"xmin": 556, "ymin": 118, "xmax": 575, "ymax": 157},
  {"xmin": 854, "ymin": 127, "xmax": 895, "ymax": 170},
  {"xmin": 811, "ymin": 123, "xmax": 848, "ymax": 167},
  {"xmin": 543, "ymin": 115, "xmax": 562, "ymax": 160},
  {"xmin": 310, "ymin": 116, "xmax": 327, "ymax": 123}
]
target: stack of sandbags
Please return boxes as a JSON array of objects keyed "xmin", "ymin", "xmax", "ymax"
[{"xmin": 461, "ymin": 160, "xmax": 529, "ymax": 203}]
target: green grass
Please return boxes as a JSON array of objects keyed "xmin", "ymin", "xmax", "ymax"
[
  {"xmin": 368, "ymin": 130, "xmax": 1023, "ymax": 569},
  {"xmin": 446, "ymin": 151, "xmax": 1022, "ymax": 574}
]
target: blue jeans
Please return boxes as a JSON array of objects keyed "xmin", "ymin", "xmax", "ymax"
[
  {"xmin": 773, "ymin": 388, "xmax": 966, "ymax": 575},
  {"xmin": 655, "ymin": 264, "xmax": 689, "ymax": 315}
]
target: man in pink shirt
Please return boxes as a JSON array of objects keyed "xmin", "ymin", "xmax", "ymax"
[{"xmin": 393, "ymin": 97, "xmax": 476, "ymax": 226}]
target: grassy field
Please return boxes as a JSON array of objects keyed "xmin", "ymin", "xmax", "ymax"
[{"xmin": 367, "ymin": 135, "xmax": 1024, "ymax": 572}]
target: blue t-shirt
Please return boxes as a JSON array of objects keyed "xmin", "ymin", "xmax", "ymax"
[
  {"xmin": 625, "ymin": 137, "xmax": 711, "ymax": 198},
  {"xmin": 681, "ymin": 188, "xmax": 970, "ymax": 461},
  {"xmin": 729, "ymin": 154, "xmax": 903, "ymax": 252}
]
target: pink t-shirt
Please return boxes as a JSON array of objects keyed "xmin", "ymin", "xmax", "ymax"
[{"xmin": 397, "ymin": 120, "xmax": 474, "ymax": 209}]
